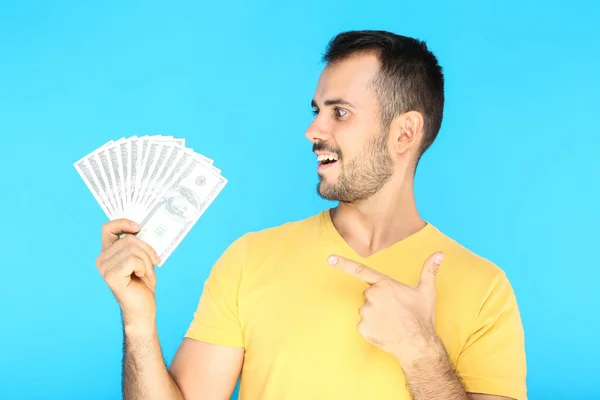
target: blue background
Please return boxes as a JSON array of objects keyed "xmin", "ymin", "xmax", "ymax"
[{"xmin": 0, "ymin": 1, "xmax": 598, "ymax": 399}]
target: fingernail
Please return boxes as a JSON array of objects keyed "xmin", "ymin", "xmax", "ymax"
[
  {"xmin": 130, "ymin": 221, "xmax": 140, "ymax": 229},
  {"xmin": 328, "ymin": 255, "xmax": 338, "ymax": 265},
  {"xmin": 434, "ymin": 254, "xmax": 444, "ymax": 265}
]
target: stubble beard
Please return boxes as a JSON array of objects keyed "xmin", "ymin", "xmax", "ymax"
[{"xmin": 316, "ymin": 130, "xmax": 394, "ymax": 203}]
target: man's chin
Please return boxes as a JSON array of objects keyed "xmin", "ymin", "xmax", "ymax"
[{"xmin": 316, "ymin": 181, "xmax": 340, "ymax": 201}]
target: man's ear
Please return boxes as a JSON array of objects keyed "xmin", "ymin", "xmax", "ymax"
[{"xmin": 390, "ymin": 110, "xmax": 425, "ymax": 155}]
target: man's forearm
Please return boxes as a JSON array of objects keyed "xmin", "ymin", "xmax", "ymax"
[
  {"xmin": 122, "ymin": 324, "xmax": 184, "ymax": 400},
  {"xmin": 400, "ymin": 339, "xmax": 469, "ymax": 400}
]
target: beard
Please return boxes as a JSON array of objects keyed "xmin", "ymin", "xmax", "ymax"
[{"xmin": 316, "ymin": 129, "xmax": 394, "ymax": 203}]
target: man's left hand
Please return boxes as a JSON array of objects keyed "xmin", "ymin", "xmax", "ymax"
[{"xmin": 327, "ymin": 251, "xmax": 445, "ymax": 366}]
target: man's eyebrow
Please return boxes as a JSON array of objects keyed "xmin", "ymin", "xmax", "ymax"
[{"xmin": 311, "ymin": 98, "xmax": 356, "ymax": 108}]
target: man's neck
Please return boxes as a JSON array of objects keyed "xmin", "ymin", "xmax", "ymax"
[{"xmin": 330, "ymin": 179, "xmax": 426, "ymax": 258}]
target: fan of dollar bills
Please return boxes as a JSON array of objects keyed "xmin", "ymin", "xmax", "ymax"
[{"xmin": 74, "ymin": 135, "xmax": 228, "ymax": 266}]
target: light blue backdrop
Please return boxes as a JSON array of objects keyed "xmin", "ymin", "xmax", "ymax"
[{"xmin": 0, "ymin": 1, "xmax": 598, "ymax": 399}]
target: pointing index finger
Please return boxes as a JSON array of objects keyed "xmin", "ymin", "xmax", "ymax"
[{"xmin": 327, "ymin": 255, "xmax": 388, "ymax": 285}]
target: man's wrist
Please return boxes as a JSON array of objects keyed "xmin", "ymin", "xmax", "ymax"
[
  {"xmin": 395, "ymin": 335, "xmax": 448, "ymax": 372},
  {"xmin": 122, "ymin": 312, "xmax": 157, "ymax": 340},
  {"xmin": 395, "ymin": 336, "xmax": 470, "ymax": 399},
  {"xmin": 124, "ymin": 322, "xmax": 157, "ymax": 339}
]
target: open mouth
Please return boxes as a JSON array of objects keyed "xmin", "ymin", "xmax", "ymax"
[{"xmin": 317, "ymin": 153, "xmax": 339, "ymax": 167}]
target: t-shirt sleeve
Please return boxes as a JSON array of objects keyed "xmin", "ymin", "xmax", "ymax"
[
  {"xmin": 184, "ymin": 236, "xmax": 246, "ymax": 348},
  {"xmin": 456, "ymin": 273, "xmax": 528, "ymax": 400}
]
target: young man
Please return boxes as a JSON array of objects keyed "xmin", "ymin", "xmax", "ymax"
[{"xmin": 96, "ymin": 31, "xmax": 527, "ymax": 400}]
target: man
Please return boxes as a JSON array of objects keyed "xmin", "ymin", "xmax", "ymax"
[{"xmin": 96, "ymin": 30, "xmax": 527, "ymax": 399}]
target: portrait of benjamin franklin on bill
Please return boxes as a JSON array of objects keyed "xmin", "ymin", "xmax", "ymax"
[{"xmin": 164, "ymin": 185, "xmax": 200, "ymax": 223}]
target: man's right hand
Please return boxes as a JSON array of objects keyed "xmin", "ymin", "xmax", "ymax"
[{"xmin": 96, "ymin": 219, "xmax": 161, "ymax": 329}]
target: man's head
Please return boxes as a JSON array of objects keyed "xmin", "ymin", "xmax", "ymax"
[{"xmin": 306, "ymin": 30, "xmax": 444, "ymax": 203}]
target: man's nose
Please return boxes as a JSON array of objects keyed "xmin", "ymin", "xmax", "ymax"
[{"xmin": 305, "ymin": 117, "xmax": 330, "ymax": 143}]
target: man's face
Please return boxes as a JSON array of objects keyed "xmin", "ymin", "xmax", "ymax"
[{"xmin": 306, "ymin": 53, "xmax": 394, "ymax": 203}]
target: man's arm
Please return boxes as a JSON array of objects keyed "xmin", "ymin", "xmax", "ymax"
[
  {"xmin": 122, "ymin": 324, "xmax": 183, "ymax": 400},
  {"xmin": 122, "ymin": 325, "xmax": 244, "ymax": 400},
  {"xmin": 400, "ymin": 339, "xmax": 514, "ymax": 400},
  {"xmin": 169, "ymin": 338, "xmax": 244, "ymax": 400},
  {"xmin": 95, "ymin": 219, "xmax": 244, "ymax": 400},
  {"xmin": 327, "ymin": 255, "xmax": 525, "ymax": 400}
]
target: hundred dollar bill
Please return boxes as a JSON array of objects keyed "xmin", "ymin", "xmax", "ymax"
[
  {"xmin": 186, "ymin": 147, "xmax": 213, "ymax": 166},
  {"xmin": 74, "ymin": 158, "xmax": 114, "ymax": 219},
  {"xmin": 107, "ymin": 138, "xmax": 126, "ymax": 217},
  {"xmin": 138, "ymin": 144, "xmax": 177, "ymax": 213},
  {"xmin": 129, "ymin": 135, "xmax": 145, "ymax": 218},
  {"xmin": 74, "ymin": 140, "xmax": 116, "ymax": 219},
  {"xmin": 150, "ymin": 136, "xmax": 185, "ymax": 147},
  {"xmin": 136, "ymin": 155, "xmax": 227, "ymax": 265},
  {"xmin": 140, "ymin": 148, "xmax": 196, "ymax": 219},
  {"xmin": 137, "ymin": 146, "xmax": 189, "ymax": 220},
  {"xmin": 120, "ymin": 138, "xmax": 131, "ymax": 215},
  {"xmin": 135, "ymin": 143, "xmax": 169, "ymax": 215},
  {"xmin": 131, "ymin": 135, "xmax": 169, "ymax": 211},
  {"xmin": 97, "ymin": 144, "xmax": 122, "ymax": 218},
  {"xmin": 133, "ymin": 136, "xmax": 152, "ymax": 205},
  {"xmin": 132, "ymin": 140, "xmax": 159, "ymax": 211},
  {"xmin": 88, "ymin": 152, "xmax": 118, "ymax": 217},
  {"xmin": 132, "ymin": 138, "xmax": 186, "ymax": 221},
  {"xmin": 75, "ymin": 134, "xmax": 228, "ymax": 265}
]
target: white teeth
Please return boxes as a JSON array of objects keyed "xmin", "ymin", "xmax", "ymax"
[{"xmin": 317, "ymin": 154, "xmax": 339, "ymax": 162}]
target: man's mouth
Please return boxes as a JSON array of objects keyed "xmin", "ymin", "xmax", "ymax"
[{"xmin": 316, "ymin": 153, "xmax": 339, "ymax": 167}]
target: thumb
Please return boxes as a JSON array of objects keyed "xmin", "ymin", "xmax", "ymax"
[{"xmin": 418, "ymin": 252, "xmax": 444, "ymax": 293}]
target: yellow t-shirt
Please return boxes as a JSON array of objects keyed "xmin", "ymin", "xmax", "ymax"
[{"xmin": 185, "ymin": 210, "xmax": 527, "ymax": 399}]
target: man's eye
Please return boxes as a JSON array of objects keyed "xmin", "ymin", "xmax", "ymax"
[
  {"xmin": 312, "ymin": 108, "xmax": 319, "ymax": 116},
  {"xmin": 335, "ymin": 108, "xmax": 347, "ymax": 118}
]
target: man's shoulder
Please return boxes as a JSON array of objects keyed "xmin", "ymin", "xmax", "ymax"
[
  {"xmin": 427, "ymin": 225, "xmax": 520, "ymax": 323},
  {"xmin": 427, "ymin": 224, "xmax": 509, "ymax": 287},
  {"xmin": 236, "ymin": 210, "xmax": 325, "ymax": 248}
]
